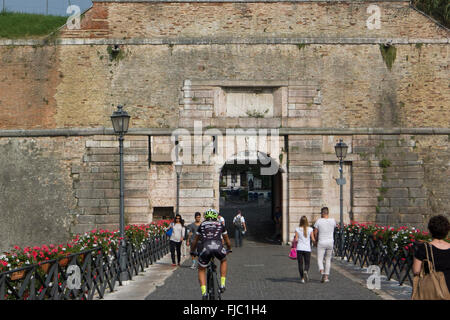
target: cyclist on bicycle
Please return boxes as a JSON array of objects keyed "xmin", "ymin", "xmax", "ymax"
[{"xmin": 190, "ymin": 208, "xmax": 232, "ymax": 300}]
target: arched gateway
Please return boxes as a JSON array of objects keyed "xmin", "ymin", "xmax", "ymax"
[{"xmin": 219, "ymin": 151, "xmax": 284, "ymax": 242}]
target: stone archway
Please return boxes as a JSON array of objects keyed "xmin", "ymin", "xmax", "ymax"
[{"xmin": 218, "ymin": 151, "xmax": 283, "ymax": 242}]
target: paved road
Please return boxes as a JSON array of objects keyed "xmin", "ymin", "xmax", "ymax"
[{"xmin": 145, "ymin": 240, "xmax": 382, "ymax": 300}]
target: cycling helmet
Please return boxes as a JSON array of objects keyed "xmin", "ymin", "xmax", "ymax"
[{"xmin": 204, "ymin": 208, "xmax": 219, "ymax": 220}]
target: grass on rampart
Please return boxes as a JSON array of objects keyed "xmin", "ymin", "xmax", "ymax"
[{"xmin": 0, "ymin": 11, "xmax": 66, "ymax": 39}]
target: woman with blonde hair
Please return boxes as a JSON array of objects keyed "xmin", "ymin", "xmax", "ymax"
[{"xmin": 294, "ymin": 215, "xmax": 316, "ymax": 283}]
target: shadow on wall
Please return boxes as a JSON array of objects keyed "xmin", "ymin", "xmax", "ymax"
[{"xmin": 0, "ymin": 138, "xmax": 76, "ymax": 252}]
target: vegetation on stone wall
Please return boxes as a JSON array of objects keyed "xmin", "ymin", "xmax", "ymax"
[
  {"xmin": 0, "ymin": 11, "xmax": 66, "ymax": 39},
  {"xmin": 107, "ymin": 45, "xmax": 126, "ymax": 62},
  {"xmin": 379, "ymin": 44, "xmax": 397, "ymax": 71},
  {"xmin": 412, "ymin": 0, "xmax": 450, "ymax": 28}
]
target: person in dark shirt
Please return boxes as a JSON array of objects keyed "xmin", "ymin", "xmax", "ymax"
[
  {"xmin": 413, "ymin": 215, "xmax": 450, "ymax": 292},
  {"xmin": 186, "ymin": 212, "xmax": 202, "ymax": 269},
  {"xmin": 190, "ymin": 208, "xmax": 232, "ymax": 300}
]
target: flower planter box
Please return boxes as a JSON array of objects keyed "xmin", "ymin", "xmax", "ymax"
[
  {"xmin": 58, "ymin": 257, "xmax": 70, "ymax": 268},
  {"xmin": 39, "ymin": 262, "xmax": 51, "ymax": 274},
  {"xmin": 10, "ymin": 270, "xmax": 26, "ymax": 281}
]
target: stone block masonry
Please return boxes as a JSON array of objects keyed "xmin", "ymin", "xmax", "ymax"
[
  {"xmin": 73, "ymin": 135, "xmax": 151, "ymax": 234},
  {"xmin": 0, "ymin": 137, "xmax": 83, "ymax": 252},
  {"xmin": 62, "ymin": 1, "xmax": 448, "ymax": 40},
  {"xmin": 0, "ymin": 0, "xmax": 448, "ymax": 247}
]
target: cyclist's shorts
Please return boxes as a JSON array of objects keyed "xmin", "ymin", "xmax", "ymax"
[{"xmin": 198, "ymin": 240, "xmax": 227, "ymax": 268}]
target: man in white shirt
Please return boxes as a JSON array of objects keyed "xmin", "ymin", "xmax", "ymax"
[
  {"xmin": 313, "ymin": 207, "xmax": 336, "ymax": 283},
  {"xmin": 232, "ymin": 210, "xmax": 247, "ymax": 247}
]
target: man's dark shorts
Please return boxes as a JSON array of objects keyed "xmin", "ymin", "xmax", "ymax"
[{"xmin": 198, "ymin": 240, "xmax": 227, "ymax": 268}]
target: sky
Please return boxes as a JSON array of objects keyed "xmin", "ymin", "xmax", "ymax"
[{"xmin": 1, "ymin": 0, "xmax": 93, "ymax": 16}]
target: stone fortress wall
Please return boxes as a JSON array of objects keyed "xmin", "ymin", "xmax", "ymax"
[{"xmin": 0, "ymin": 0, "xmax": 448, "ymax": 250}]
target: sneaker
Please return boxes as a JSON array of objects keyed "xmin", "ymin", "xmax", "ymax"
[
  {"xmin": 219, "ymin": 286, "xmax": 226, "ymax": 293},
  {"xmin": 304, "ymin": 271, "xmax": 309, "ymax": 282},
  {"xmin": 202, "ymin": 294, "xmax": 208, "ymax": 300},
  {"xmin": 321, "ymin": 275, "xmax": 325, "ymax": 283},
  {"xmin": 300, "ymin": 279, "xmax": 305, "ymax": 284},
  {"xmin": 190, "ymin": 262, "xmax": 196, "ymax": 269},
  {"xmin": 324, "ymin": 278, "xmax": 330, "ymax": 283}
]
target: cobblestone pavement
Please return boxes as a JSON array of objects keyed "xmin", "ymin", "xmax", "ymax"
[
  {"xmin": 331, "ymin": 257, "xmax": 412, "ymax": 300},
  {"xmin": 145, "ymin": 240, "xmax": 392, "ymax": 300}
]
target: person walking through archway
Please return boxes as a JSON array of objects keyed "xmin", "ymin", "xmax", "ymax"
[
  {"xmin": 233, "ymin": 210, "xmax": 247, "ymax": 247},
  {"xmin": 294, "ymin": 216, "xmax": 316, "ymax": 283},
  {"xmin": 313, "ymin": 207, "xmax": 336, "ymax": 283},
  {"xmin": 272, "ymin": 206, "xmax": 282, "ymax": 244}
]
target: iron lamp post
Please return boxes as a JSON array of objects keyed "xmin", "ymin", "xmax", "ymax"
[
  {"xmin": 175, "ymin": 160, "xmax": 183, "ymax": 217},
  {"xmin": 111, "ymin": 105, "xmax": 130, "ymax": 281},
  {"xmin": 334, "ymin": 138, "xmax": 348, "ymax": 256}
]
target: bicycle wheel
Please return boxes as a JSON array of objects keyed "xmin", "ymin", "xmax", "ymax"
[
  {"xmin": 207, "ymin": 265, "xmax": 216, "ymax": 300},
  {"xmin": 215, "ymin": 271, "xmax": 222, "ymax": 300}
]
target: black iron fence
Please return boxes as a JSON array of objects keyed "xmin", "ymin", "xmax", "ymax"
[
  {"xmin": 0, "ymin": 235, "xmax": 169, "ymax": 300},
  {"xmin": 334, "ymin": 228, "xmax": 415, "ymax": 286}
]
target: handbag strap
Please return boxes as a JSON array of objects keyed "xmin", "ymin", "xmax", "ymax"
[
  {"xmin": 424, "ymin": 242, "xmax": 436, "ymax": 273},
  {"xmin": 428, "ymin": 243, "xmax": 437, "ymax": 273}
]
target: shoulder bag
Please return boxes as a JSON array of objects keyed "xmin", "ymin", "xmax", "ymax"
[
  {"xmin": 411, "ymin": 242, "xmax": 450, "ymax": 300},
  {"xmin": 289, "ymin": 235, "xmax": 298, "ymax": 260},
  {"xmin": 166, "ymin": 223, "xmax": 174, "ymax": 237}
]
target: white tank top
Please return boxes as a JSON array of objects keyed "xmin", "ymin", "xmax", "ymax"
[{"xmin": 295, "ymin": 227, "xmax": 313, "ymax": 252}]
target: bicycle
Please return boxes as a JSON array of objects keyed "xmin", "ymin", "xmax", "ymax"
[
  {"xmin": 206, "ymin": 257, "xmax": 222, "ymax": 300},
  {"xmin": 199, "ymin": 249, "xmax": 231, "ymax": 300}
]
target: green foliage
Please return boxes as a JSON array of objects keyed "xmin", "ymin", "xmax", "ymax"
[
  {"xmin": 378, "ymin": 186, "xmax": 388, "ymax": 194},
  {"xmin": 375, "ymin": 142, "xmax": 385, "ymax": 157},
  {"xmin": 412, "ymin": 0, "xmax": 450, "ymax": 28},
  {"xmin": 107, "ymin": 45, "xmax": 126, "ymax": 62},
  {"xmin": 379, "ymin": 45, "xmax": 397, "ymax": 71},
  {"xmin": 297, "ymin": 44, "xmax": 308, "ymax": 50},
  {"xmin": 0, "ymin": 11, "xmax": 66, "ymax": 39},
  {"xmin": 379, "ymin": 158, "xmax": 392, "ymax": 168},
  {"xmin": 359, "ymin": 152, "xmax": 369, "ymax": 160}
]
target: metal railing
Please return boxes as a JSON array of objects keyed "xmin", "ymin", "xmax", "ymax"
[
  {"xmin": 0, "ymin": 235, "xmax": 169, "ymax": 300},
  {"xmin": 334, "ymin": 228, "xmax": 415, "ymax": 286}
]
